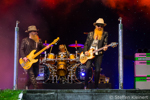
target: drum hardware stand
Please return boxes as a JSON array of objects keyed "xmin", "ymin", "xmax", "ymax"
[
  {"xmin": 44, "ymin": 51, "xmax": 47, "ymax": 62},
  {"xmin": 57, "ymin": 76, "xmax": 66, "ymax": 84},
  {"xmin": 45, "ymin": 63, "xmax": 57, "ymax": 83},
  {"xmin": 43, "ymin": 51, "xmax": 47, "ymax": 63},
  {"xmin": 51, "ymin": 66, "xmax": 57, "ymax": 83},
  {"xmin": 51, "ymin": 75, "xmax": 55, "ymax": 83},
  {"xmin": 40, "ymin": 51, "xmax": 47, "ymax": 64},
  {"xmin": 75, "ymin": 51, "xmax": 78, "ymax": 60},
  {"xmin": 67, "ymin": 69, "xmax": 75, "ymax": 84},
  {"xmin": 67, "ymin": 65, "xmax": 74, "ymax": 83},
  {"xmin": 67, "ymin": 63, "xmax": 81, "ymax": 83},
  {"xmin": 55, "ymin": 75, "xmax": 58, "ymax": 83},
  {"xmin": 75, "ymin": 46, "xmax": 80, "ymax": 62},
  {"xmin": 67, "ymin": 65, "xmax": 73, "ymax": 83}
]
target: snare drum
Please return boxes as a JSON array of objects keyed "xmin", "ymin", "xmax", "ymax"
[
  {"xmin": 69, "ymin": 54, "xmax": 76, "ymax": 64},
  {"xmin": 46, "ymin": 53, "xmax": 55, "ymax": 64}
]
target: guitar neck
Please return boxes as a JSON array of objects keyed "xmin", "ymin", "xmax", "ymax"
[
  {"xmin": 93, "ymin": 44, "xmax": 111, "ymax": 53},
  {"xmin": 33, "ymin": 43, "xmax": 52, "ymax": 58}
]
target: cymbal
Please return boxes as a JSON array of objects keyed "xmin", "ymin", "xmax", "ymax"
[
  {"xmin": 68, "ymin": 44, "xmax": 84, "ymax": 47},
  {"xmin": 43, "ymin": 43, "xmax": 53, "ymax": 46},
  {"xmin": 41, "ymin": 43, "xmax": 53, "ymax": 54}
]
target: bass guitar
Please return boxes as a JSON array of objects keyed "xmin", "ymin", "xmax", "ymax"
[
  {"xmin": 19, "ymin": 37, "xmax": 60, "ymax": 70},
  {"xmin": 80, "ymin": 42, "xmax": 118, "ymax": 64}
]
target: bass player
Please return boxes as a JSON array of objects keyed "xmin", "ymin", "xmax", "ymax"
[{"xmin": 20, "ymin": 25, "xmax": 51, "ymax": 89}]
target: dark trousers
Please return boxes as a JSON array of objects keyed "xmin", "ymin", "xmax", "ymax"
[
  {"xmin": 85, "ymin": 54, "xmax": 103, "ymax": 88},
  {"xmin": 25, "ymin": 62, "xmax": 39, "ymax": 89}
]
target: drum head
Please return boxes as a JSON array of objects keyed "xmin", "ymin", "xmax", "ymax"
[{"xmin": 75, "ymin": 64, "xmax": 93, "ymax": 83}]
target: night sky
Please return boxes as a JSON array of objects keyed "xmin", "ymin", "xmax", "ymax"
[{"xmin": 0, "ymin": 0, "xmax": 150, "ymax": 89}]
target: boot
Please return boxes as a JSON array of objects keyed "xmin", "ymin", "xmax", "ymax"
[{"xmin": 95, "ymin": 71, "xmax": 100, "ymax": 89}]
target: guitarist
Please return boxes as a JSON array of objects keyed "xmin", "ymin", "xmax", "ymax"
[
  {"xmin": 20, "ymin": 25, "xmax": 50, "ymax": 89},
  {"xmin": 83, "ymin": 18, "xmax": 108, "ymax": 89}
]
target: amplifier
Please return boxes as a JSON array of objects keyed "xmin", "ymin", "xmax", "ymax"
[{"xmin": 134, "ymin": 53, "xmax": 150, "ymax": 89}]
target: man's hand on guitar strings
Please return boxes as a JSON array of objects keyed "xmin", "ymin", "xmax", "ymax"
[{"xmin": 23, "ymin": 57, "xmax": 28, "ymax": 62}]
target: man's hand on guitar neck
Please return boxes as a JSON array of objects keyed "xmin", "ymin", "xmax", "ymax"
[
  {"xmin": 23, "ymin": 57, "xmax": 28, "ymax": 62},
  {"xmin": 103, "ymin": 45, "xmax": 108, "ymax": 51},
  {"xmin": 46, "ymin": 45, "xmax": 51, "ymax": 49}
]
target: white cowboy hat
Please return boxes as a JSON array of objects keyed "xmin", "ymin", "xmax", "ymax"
[
  {"xmin": 93, "ymin": 18, "xmax": 107, "ymax": 26},
  {"xmin": 25, "ymin": 25, "xmax": 39, "ymax": 32}
]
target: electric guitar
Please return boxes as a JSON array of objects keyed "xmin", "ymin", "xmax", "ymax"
[
  {"xmin": 19, "ymin": 37, "xmax": 60, "ymax": 70},
  {"xmin": 80, "ymin": 42, "xmax": 118, "ymax": 64}
]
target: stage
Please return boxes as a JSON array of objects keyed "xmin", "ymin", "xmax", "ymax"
[
  {"xmin": 18, "ymin": 83, "xmax": 150, "ymax": 100},
  {"xmin": 22, "ymin": 89, "xmax": 150, "ymax": 100},
  {"xmin": 18, "ymin": 83, "xmax": 112, "ymax": 89}
]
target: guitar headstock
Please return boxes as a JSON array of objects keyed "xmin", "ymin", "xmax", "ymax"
[
  {"xmin": 51, "ymin": 37, "xmax": 60, "ymax": 45},
  {"xmin": 110, "ymin": 42, "xmax": 118, "ymax": 48}
]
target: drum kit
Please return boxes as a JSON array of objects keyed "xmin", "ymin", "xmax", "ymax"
[{"xmin": 37, "ymin": 43, "xmax": 94, "ymax": 84}]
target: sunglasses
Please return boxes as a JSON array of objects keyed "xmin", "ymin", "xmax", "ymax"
[
  {"xmin": 96, "ymin": 24, "xmax": 104, "ymax": 27},
  {"xmin": 31, "ymin": 31, "xmax": 37, "ymax": 32}
]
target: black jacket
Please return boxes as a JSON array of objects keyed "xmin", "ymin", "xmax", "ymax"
[
  {"xmin": 83, "ymin": 31, "xmax": 108, "ymax": 54},
  {"xmin": 20, "ymin": 37, "xmax": 45, "ymax": 58}
]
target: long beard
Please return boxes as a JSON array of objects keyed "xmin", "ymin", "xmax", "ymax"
[
  {"xmin": 30, "ymin": 34, "xmax": 39, "ymax": 43},
  {"xmin": 93, "ymin": 28, "xmax": 103, "ymax": 40}
]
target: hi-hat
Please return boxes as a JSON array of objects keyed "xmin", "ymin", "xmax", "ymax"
[{"xmin": 68, "ymin": 44, "xmax": 84, "ymax": 47}]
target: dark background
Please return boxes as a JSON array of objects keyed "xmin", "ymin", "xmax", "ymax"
[{"xmin": 0, "ymin": 0, "xmax": 150, "ymax": 89}]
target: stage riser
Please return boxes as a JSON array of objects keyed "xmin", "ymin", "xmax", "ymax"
[{"xmin": 23, "ymin": 89, "xmax": 150, "ymax": 100}]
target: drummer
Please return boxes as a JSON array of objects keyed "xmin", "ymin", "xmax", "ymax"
[{"xmin": 58, "ymin": 44, "xmax": 70, "ymax": 58}]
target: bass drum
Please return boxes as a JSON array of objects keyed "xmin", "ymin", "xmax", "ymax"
[
  {"xmin": 36, "ymin": 64, "xmax": 56, "ymax": 83},
  {"xmin": 56, "ymin": 52, "xmax": 68, "ymax": 76},
  {"xmin": 74, "ymin": 64, "xmax": 93, "ymax": 83},
  {"xmin": 57, "ymin": 61, "xmax": 67, "ymax": 76}
]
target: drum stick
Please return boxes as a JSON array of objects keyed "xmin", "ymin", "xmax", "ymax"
[
  {"xmin": 64, "ymin": 44, "xmax": 69, "ymax": 56},
  {"xmin": 50, "ymin": 46, "xmax": 53, "ymax": 53}
]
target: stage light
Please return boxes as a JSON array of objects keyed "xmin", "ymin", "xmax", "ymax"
[
  {"xmin": 38, "ymin": 73, "xmax": 44, "ymax": 76},
  {"xmin": 81, "ymin": 72, "xmax": 85, "ymax": 76}
]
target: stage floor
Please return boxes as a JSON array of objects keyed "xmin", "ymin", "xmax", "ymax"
[{"xmin": 18, "ymin": 83, "xmax": 112, "ymax": 89}]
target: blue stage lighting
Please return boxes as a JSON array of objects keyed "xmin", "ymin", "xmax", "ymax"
[
  {"xmin": 81, "ymin": 72, "xmax": 85, "ymax": 76},
  {"xmin": 38, "ymin": 73, "xmax": 44, "ymax": 76}
]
